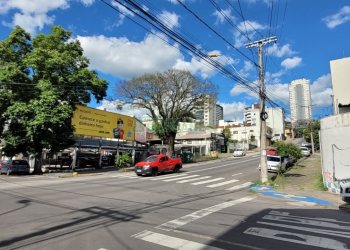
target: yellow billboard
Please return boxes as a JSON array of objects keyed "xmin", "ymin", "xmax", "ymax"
[{"xmin": 72, "ymin": 105, "xmax": 135, "ymax": 141}]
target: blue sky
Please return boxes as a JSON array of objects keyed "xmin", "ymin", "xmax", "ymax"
[{"xmin": 1, "ymin": 0, "xmax": 349, "ymax": 121}]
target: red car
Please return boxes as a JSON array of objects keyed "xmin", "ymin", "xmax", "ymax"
[
  {"xmin": 266, "ymin": 148, "xmax": 278, "ymax": 156},
  {"xmin": 134, "ymin": 154, "xmax": 182, "ymax": 176}
]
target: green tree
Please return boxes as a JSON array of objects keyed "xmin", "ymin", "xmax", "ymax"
[
  {"xmin": 0, "ymin": 26, "xmax": 108, "ymax": 173},
  {"xmin": 117, "ymin": 69, "xmax": 216, "ymax": 156},
  {"xmin": 222, "ymin": 128, "xmax": 231, "ymax": 140},
  {"xmin": 303, "ymin": 120, "xmax": 320, "ymax": 146}
]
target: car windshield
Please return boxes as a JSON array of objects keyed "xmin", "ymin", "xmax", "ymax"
[
  {"xmin": 144, "ymin": 156, "xmax": 159, "ymax": 162},
  {"xmin": 267, "ymin": 156, "xmax": 281, "ymax": 162}
]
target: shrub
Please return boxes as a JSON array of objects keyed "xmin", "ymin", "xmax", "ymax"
[
  {"xmin": 273, "ymin": 141, "xmax": 302, "ymax": 159},
  {"xmin": 115, "ymin": 154, "xmax": 132, "ymax": 168}
]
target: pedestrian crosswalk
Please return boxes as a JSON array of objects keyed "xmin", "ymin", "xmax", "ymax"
[{"xmin": 111, "ymin": 172, "xmax": 253, "ymax": 191}]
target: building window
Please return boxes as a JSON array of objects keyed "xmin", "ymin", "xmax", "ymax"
[
  {"xmin": 250, "ymin": 130, "xmax": 254, "ymax": 132},
  {"xmin": 233, "ymin": 131, "xmax": 238, "ymax": 134}
]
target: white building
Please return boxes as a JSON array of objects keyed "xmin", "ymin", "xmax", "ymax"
[
  {"xmin": 195, "ymin": 95, "xmax": 217, "ymax": 127},
  {"xmin": 244, "ymin": 104, "xmax": 260, "ymax": 126},
  {"xmin": 266, "ymin": 107, "xmax": 285, "ymax": 141},
  {"xmin": 289, "ymin": 79, "xmax": 312, "ymax": 125},
  {"xmin": 330, "ymin": 57, "xmax": 350, "ymax": 114}
]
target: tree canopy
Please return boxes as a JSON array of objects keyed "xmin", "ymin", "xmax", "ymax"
[
  {"xmin": 0, "ymin": 26, "xmax": 108, "ymax": 172},
  {"xmin": 117, "ymin": 69, "xmax": 217, "ymax": 155}
]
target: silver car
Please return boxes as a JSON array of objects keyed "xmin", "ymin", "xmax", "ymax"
[{"xmin": 233, "ymin": 149, "xmax": 246, "ymax": 157}]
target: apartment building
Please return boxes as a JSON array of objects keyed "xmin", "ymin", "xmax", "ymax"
[{"xmin": 289, "ymin": 79, "xmax": 312, "ymax": 126}]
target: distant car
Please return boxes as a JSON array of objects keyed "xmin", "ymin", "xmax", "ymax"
[
  {"xmin": 266, "ymin": 148, "xmax": 278, "ymax": 156},
  {"xmin": 233, "ymin": 149, "xmax": 246, "ymax": 157},
  {"xmin": 300, "ymin": 146, "xmax": 311, "ymax": 157},
  {"xmin": 0, "ymin": 160, "xmax": 30, "ymax": 175}
]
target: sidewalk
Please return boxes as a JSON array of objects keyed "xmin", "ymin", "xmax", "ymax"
[{"xmin": 269, "ymin": 153, "xmax": 344, "ymax": 208}]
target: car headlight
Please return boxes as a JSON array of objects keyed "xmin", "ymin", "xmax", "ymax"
[{"xmin": 143, "ymin": 165, "xmax": 150, "ymax": 170}]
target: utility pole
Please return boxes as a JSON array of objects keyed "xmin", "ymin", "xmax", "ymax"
[{"xmin": 245, "ymin": 36, "xmax": 277, "ymax": 184}]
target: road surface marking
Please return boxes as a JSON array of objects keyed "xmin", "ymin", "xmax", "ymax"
[
  {"xmin": 244, "ymin": 227, "xmax": 348, "ymax": 250},
  {"xmin": 149, "ymin": 173, "xmax": 188, "ymax": 180},
  {"xmin": 176, "ymin": 176, "xmax": 211, "ymax": 183},
  {"xmin": 156, "ymin": 196, "xmax": 255, "ymax": 231},
  {"xmin": 132, "ymin": 230, "xmax": 223, "ymax": 250},
  {"xmin": 257, "ymin": 221, "xmax": 350, "ymax": 238},
  {"xmin": 206, "ymin": 179, "xmax": 239, "ymax": 188},
  {"xmin": 226, "ymin": 182, "xmax": 253, "ymax": 191},
  {"xmin": 191, "ymin": 177, "xmax": 225, "ymax": 185},
  {"xmin": 232, "ymin": 173, "xmax": 242, "ymax": 177},
  {"xmin": 162, "ymin": 175, "xmax": 200, "ymax": 182}
]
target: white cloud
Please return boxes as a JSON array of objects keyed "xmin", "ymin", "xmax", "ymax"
[
  {"xmin": 157, "ymin": 11, "xmax": 180, "ymax": 30},
  {"xmin": 174, "ymin": 57, "xmax": 217, "ymax": 78},
  {"xmin": 213, "ymin": 8, "xmax": 234, "ymax": 25},
  {"xmin": 230, "ymin": 83, "xmax": 258, "ymax": 99},
  {"xmin": 234, "ymin": 20, "xmax": 267, "ymax": 48},
  {"xmin": 281, "ymin": 56, "xmax": 302, "ymax": 69},
  {"xmin": 0, "ymin": 0, "xmax": 95, "ymax": 34},
  {"xmin": 96, "ymin": 100, "xmax": 149, "ymax": 120},
  {"xmin": 323, "ymin": 6, "xmax": 350, "ymax": 29},
  {"xmin": 267, "ymin": 43, "xmax": 295, "ymax": 58},
  {"xmin": 218, "ymin": 102, "xmax": 247, "ymax": 121},
  {"xmin": 3, "ymin": 12, "xmax": 54, "ymax": 34},
  {"xmin": 78, "ymin": 33, "xmax": 183, "ymax": 78},
  {"xmin": 79, "ymin": 0, "xmax": 95, "ymax": 6},
  {"xmin": 266, "ymin": 83, "xmax": 289, "ymax": 104},
  {"xmin": 311, "ymin": 74, "xmax": 333, "ymax": 106},
  {"xmin": 0, "ymin": 0, "xmax": 69, "ymax": 14}
]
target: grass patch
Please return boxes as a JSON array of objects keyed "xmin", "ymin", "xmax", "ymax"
[
  {"xmin": 314, "ymin": 173, "xmax": 328, "ymax": 191},
  {"xmin": 253, "ymin": 178, "xmax": 277, "ymax": 188}
]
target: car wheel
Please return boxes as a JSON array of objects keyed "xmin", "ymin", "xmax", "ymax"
[
  {"xmin": 343, "ymin": 197, "xmax": 350, "ymax": 204},
  {"xmin": 173, "ymin": 165, "xmax": 180, "ymax": 173},
  {"xmin": 136, "ymin": 174, "xmax": 142, "ymax": 176},
  {"xmin": 151, "ymin": 168, "xmax": 158, "ymax": 176}
]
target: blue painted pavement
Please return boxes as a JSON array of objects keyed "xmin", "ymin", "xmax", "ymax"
[{"xmin": 251, "ymin": 185, "xmax": 334, "ymax": 206}]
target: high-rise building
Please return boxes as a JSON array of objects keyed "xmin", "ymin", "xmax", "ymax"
[
  {"xmin": 266, "ymin": 107, "xmax": 285, "ymax": 140},
  {"xmin": 215, "ymin": 104, "xmax": 223, "ymax": 126},
  {"xmin": 195, "ymin": 95, "xmax": 217, "ymax": 127},
  {"xmin": 289, "ymin": 79, "xmax": 312, "ymax": 125},
  {"xmin": 330, "ymin": 57, "xmax": 350, "ymax": 114}
]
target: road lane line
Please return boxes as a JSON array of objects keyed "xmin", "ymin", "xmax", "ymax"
[
  {"xmin": 191, "ymin": 177, "xmax": 224, "ymax": 185},
  {"xmin": 244, "ymin": 227, "xmax": 348, "ymax": 250},
  {"xmin": 226, "ymin": 182, "xmax": 253, "ymax": 191},
  {"xmin": 232, "ymin": 173, "xmax": 242, "ymax": 177},
  {"xmin": 133, "ymin": 230, "xmax": 223, "ymax": 250},
  {"xmin": 156, "ymin": 196, "xmax": 255, "ymax": 231},
  {"xmin": 176, "ymin": 176, "xmax": 211, "ymax": 183},
  {"xmin": 162, "ymin": 175, "xmax": 200, "ymax": 182}
]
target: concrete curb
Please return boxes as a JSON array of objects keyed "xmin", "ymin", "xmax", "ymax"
[{"xmin": 339, "ymin": 203, "xmax": 350, "ymax": 212}]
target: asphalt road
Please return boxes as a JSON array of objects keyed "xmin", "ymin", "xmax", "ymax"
[{"xmin": 0, "ymin": 154, "xmax": 349, "ymax": 250}]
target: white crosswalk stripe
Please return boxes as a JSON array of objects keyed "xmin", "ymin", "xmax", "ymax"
[
  {"xmin": 149, "ymin": 173, "xmax": 188, "ymax": 180},
  {"xmin": 226, "ymin": 182, "xmax": 253, "ymax": 191},
  {"xmin": 191, "ymin": 177, "xmax": 225, "ymax": 185},
  {"xmin": 206, "ymin": 179, "xmax": 239, "ymax": 188},
  {"xmin": 110, "ymin": 172, "xmax": 253, "ymax": 192},
  {"xmin": 176, "ymin": 176, "xmax": 211, "ymax": 183},
  {"xmin": 162, "ymin": 175, "xmax": 200, "ymax": 182},
  {"xmin": 133, "ymin": 230, "xmax": 223, "ymax": 250}
]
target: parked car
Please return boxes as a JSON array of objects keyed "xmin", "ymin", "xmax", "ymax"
[
  {"xmin": 266, "ymin": 148, "xmax": 278, "ymax": 156},
  {"xmin": 233, "ymin": 149, "xmax": 246, "ymax": 157},
  {"xmin": 134, "ymin": 154, "xmax": 182, "ymax": 176},
  {"xmin": 300, "ymin": 146, "xmax": 311, "ymax": 157},
  {"xmin": 0, "ymin": 160, "xmax": 30, "ymax": 175},
  {"xmin": 340, "ymin": 180, "xmax": 350, "ymax": 203},
  {"xmin": 258, "ymin": 155, "xmax": 288, "ymax": 173}
]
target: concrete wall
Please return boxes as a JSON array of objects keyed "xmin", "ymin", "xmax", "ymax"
[{"xmin": 320, "ymin": 113, "xmax": 350, "ymax": 193}]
